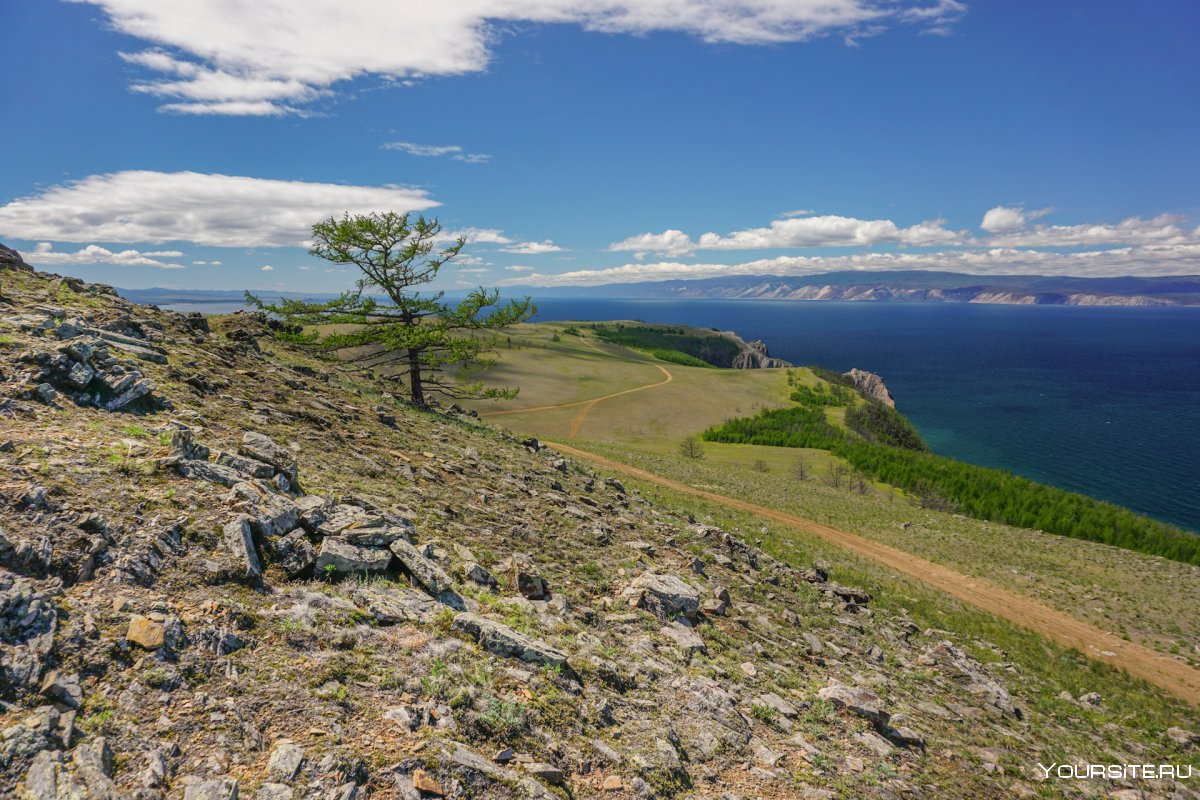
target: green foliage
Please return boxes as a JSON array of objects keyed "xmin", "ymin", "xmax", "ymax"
[
  {"xmin": 845, "ymin": 401, "xmax": 928, "ymax": 450},
  {"xmin": 642, "ymin": 347, "xmax": 713, "ymax": 368},
  {"xmin": 749, "ymin": 703, "xmax": 779, "ymax": 723},
  {"xmin": 474, "ymin": 694, "xmax": 528, "ymax": 738},
  {"xmin": 593, "ymin": 324, "xmax": 741, "ymax": 366},
  {"xmin": 705, "ymin": 376, "xmax": 1200, "ymax": 565},
  {"xmin": 679, "ymin": 436, "xmax": 706, "ymax": 460},
  {"xmin": 247, "ymin": 211, "xmax": 535, "ymax": 405}
]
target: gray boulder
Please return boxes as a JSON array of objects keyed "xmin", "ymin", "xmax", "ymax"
[
  {"xmin": 453, "ymin": 613, "xmax": 574, "ymax": 678},
  {"xmin": 389, "ymin": 539, "xmax": 453, "ymax": 595},
  {"xmin": 628, "ymin": 572, "xmax": 700, "ymax": 621},
  {"xmin": 315, "ymin": 540, "xmax": 392, "ymax": 576}
]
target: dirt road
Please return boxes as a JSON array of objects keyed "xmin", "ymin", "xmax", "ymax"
[
  {"xmin": 479, "ymin": 364, "xmax": 673, "ymax": 430},
  {"xmin": 544, "ymin": 440, "xmax": 1200, "ymax": 707}
]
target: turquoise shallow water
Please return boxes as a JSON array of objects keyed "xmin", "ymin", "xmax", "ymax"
[{"xmin": 529, "ymin": 298, "xmax": 1200, "ymax": 532}]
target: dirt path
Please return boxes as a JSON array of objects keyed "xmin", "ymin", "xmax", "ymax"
[
  {"xmin": 479, "ymin": 362, "xmax": 673, "ymax": 422},
  {"xmin": 544, "ymin": 440, "xmax": 1200, "ymax": 707}
]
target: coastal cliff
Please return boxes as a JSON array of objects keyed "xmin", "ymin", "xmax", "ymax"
[
  {"xmin": 728, "ymin": 336, "xmax": 791, "ymax": 369},
  {"xmin": 845, "ymin": 368, "xmax": 896, "ymax": 407}
]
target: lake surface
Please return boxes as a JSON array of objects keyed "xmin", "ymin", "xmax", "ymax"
[{"xmin": 528, "ymin": 298, "xmax": 1200, "ymax": 532}]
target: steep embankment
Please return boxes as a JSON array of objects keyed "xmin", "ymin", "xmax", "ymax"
[{"xmin": 1, "ymin": 257, "xmax": 1198, "ymax": 799}]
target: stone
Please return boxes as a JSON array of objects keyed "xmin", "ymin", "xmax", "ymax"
[
  {"xmin": 271, "ymin": 530, "xmax": 316, "ymax": 578},
  {"xmin": 496, "ymin": 555, "xmax": 550, "ymax": 600},
  {"xmin": 754, "ymin": 692, "xmax": 798, "ymax": 719},
  {"xmin": 315, "ymin": 539, "xmax": 392, "ymax": 576},
  {"xmin": 294, "ymin": 495, "xmax": 330, "ymax": 531},
  {"xmin": 1167, "ymin": 726, "xmax": 1199, "ymax": 747},
  {"xmin": 39, "ymin": 671, "xmax": 82, "ymax": 709},
  {"xmin": 266, "ymin": 740, "xmax": 304, "ymax": 782},
  {"xmin": 126, "ymin": 616, "xmax": 166, "ymax": 649},
  {"xmin": 817, "ymin": 681, "xmax": 888, "ymax": 727},
  {"xmin": 601, "ymin": 775, "xmax": 623, "ymax": 792},
  {"xmin": 464, "ymin": 562, "xmax": 497, "ymax": 587},
  {"xmin": 239, "ymin": 431, "xmax": 297, "ymax": 478},
  {"xmin": 177, "ymin": 460, "xmax": 243, "ymax": 488},
  {"xmin": 661, "ymin": 621, "xmax": 706, "ymax": 656},
  {"xmin": 524, "ymin": 763, "xmax": 564, "ymax": 785},
  {"xmin": 64, "ymin": 361, "xmax": 94, "ymax": 388},
  {"xmin": 222, "ymin": 516, "xmax": 263, "ymax": 579},
  {"xmin": 452, "ymin": 614, "xmax": 574, "ymax": 678},
  {"xmin": 355, "ymin": 586, "xmax": 442, "ymax": 625},
  {"xmin": 183, "ymin": 778, "xmax": 240, "ymax": 800},
  {"xmin": 255, "ymin": 784, "xmax": 293, "ymax": 800},
  {"xmin": 389, "ymin": 539, "xmax": 453, "ymax": 595},
  {"xmin": 33, "ymin": 383, "xmax": 57, "ymax": 404},
  {"xmin": 918, "ymin": 641, "xmax": 1020, "ymax": 718},
  {"xmin": 629, "ymin": 572, "xmax": 700, "ymax": 620},
  {"xmin": 104, "ymin": 379, "xmax": 154, "ymax": 411},
  {"xmin": 412, "ymin": 769, "xmax": 444, "ymax": 796},
  {"xmin": 216, "ymin": 451, "xmax": 276, "ymax": 479},
  {"xmin": 229, "ymin": 482, "xmax": 299, "ymax": 537}
]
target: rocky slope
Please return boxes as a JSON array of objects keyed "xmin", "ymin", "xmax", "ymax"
[{"xmin": 1, "ymin": 258, "xmax": 1197, "ymax": 799}]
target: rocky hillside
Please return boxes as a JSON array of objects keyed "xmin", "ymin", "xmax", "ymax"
[{"xmin": 1, "ymin": 257, "xmax": 1197, "ymax": 799}]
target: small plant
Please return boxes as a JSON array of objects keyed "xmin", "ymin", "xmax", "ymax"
[
  {"xmin": 475, "ymin": 694, "xmax": 528, "ymax": 738},
  {"xmin": 750, "ymin": 702, "xmax": 779, "ymax": 723},
  {"xmin": 752, "ymin": 459, "xmax": 769, "ymax": 473},
  {"xmin": 323, "ymin": 563, "xmax": 338, "ymax": 580}
]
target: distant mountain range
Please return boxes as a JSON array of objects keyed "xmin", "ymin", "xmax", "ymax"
[
  {"xmin": 121, "ymin": 271, "xmax": 1200, "ymax": 309},
  {"xmin": 514, "ymin": 271, "xmax": 1200, "ymax": 306}
]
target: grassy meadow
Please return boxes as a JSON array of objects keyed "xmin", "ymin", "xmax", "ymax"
[{"xmin": 461, "ymin": 321, "xmax": 1200, "ymax": 671}]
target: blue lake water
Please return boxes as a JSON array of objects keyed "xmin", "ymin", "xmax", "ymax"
[{"xmin": 528, "ymin": 298, "xmax": 1200, "ymax": 532}]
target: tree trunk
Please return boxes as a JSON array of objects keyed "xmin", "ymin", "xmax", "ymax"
[{"xmin": 407, "ymin": 347, "xmax": 425, "ymax": 406}]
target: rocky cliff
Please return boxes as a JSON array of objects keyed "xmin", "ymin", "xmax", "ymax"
[
  {"xmin": 844, "ymin": 369, "xmax": 896, "ymax": 408},
  {"xmin": 729, "ymin": 339, "xmax": 790, "ymax": 370},
  {"xmin": 0, "ymin": 258, "xmax": 1195, "ymax": 799}
]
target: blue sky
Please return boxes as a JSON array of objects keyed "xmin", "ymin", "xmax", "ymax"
[{"xmin": 1, "ymin": 0, "xmax": 1198, "ymax": 291}]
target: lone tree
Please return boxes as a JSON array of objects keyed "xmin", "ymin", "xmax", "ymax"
[
  {"xmin": 248, "ymin": 212, "xmax": 534, "ymax": 406},
  {"xmin": 679, "ymin": 436, "xmax": 706, "ymax": 460}
]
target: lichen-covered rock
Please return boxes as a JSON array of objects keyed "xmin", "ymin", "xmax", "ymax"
[
  {"xmin": 628, "ymin": 572, "xmax": 700, "ymax": 621},
  {"xmin": 389, "ymin": 539, "xmax": 452, "ymax": 595},
  {"xmin": 314, "ymin": 539, "xmax": 392, "ymax": 576}
]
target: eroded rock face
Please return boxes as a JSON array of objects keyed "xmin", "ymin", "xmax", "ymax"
[
  {"xmin": 844, "ymin": 368, "xmax": 896, "ymax": 408},
  {"xmin": 731, "ymin": 339, "xmax": 790, "ymax": 369},
  {"xmin": 918, "ymin": 641, "xmax": 1020, "ymax": 718},
  {"xmin": 452, "ymin": 614, "xmax": 574, "ymax": 678},
  {"xmin": 0, "ymin": 573, "xmax": 58, "ymax": 698}
]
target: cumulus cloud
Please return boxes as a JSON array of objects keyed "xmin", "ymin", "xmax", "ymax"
[
  {"xmin": 383, "ymin": 141, "xmax": 491, "ymax": 163},
  {"xmin": 0, "ymin": 171, "xmax": 437, "ymax": 247},
  {"xmin": 504, "ymin": 243, "xmax": 1200, "ymax": 287},
  {"xmin": 986, "ymin": 214, "xmax": 1194, "ymax": 248},
  {"xmin": 610, "ymin": 215, "xmax": 962, "ymax": 256},
  {"xmin": 260, "ymin": 265, "xmax": 274, "ymax": 271},
  {"xmin": 505, "ymin": 265, "xmax": 534, "ymax": 272},
  {"xmin": 608, "ymin": 229, "xmax": 697, "ymax": 258},
  {"xmin": 77, "ymin": 0, "xmax": 965, "ymax": 114},
  {"xmin": 500, "ymin": 239, "xmax": 565, "ymax": 254},
  {"xmin": 24, "ymin": 242, "xmax": 184, "ymax": 269}
]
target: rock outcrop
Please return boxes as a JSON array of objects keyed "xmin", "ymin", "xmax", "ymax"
[
  {"xmin": 730, "ymin": 338, "xmax": 791, "ymax": 369},
  {"xmin": 845, "ymin": 367, "xmax": 896, "ymax": 407}
]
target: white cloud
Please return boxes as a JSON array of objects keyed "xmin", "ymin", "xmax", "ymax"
[
  {"xmin": 456, "ymin": 267, "xmax": 490, "ymax": 274},
  {"xmin": 781, "ymin": 208, "xmax": 814, "ymax": 217},
  {"xmin": 608, "ymin": 229, "xmax": 696, "ymax": 258},
  {"xmin": 0, "ymin": 171, "xmax": 437, "ymax": 247},
  {"xmin": 504, "ymin": 243, "xmax": 1200, "ymax": 286},
  {"xmin": 24, "ymin": 242, "xmax": 184, "ymax": 269},
  {"xmin": 77, "ymin": 0, "xmax": 965, "ymax": 114},
  {"xmin": 986, "ymin": 214, "xmax": 1193, "ymax": 248},
  {"xmin": 981, "ymin": 205, "xmax": 1026, "ymax": 233},
  {"xmin": 500, "ymin": 239, "xmax": 565, "ymax": 254},
  {"xmin": 261, "ymin": 264, "xmax": 274, "ymax": 271},
  {"xmin": 610, "ymin": 215, "xmax": 962, "ymax": 256},
  {"xmin": 505, "ymin": 265, "xmax": 534, "ymax": 272},
  {"xmin": 382, "ymin": 141, "xmax": 491, "ymax": 163}
]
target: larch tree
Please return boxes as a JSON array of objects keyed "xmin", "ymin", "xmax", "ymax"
[{"xmin": 247, "ymin": 211, "xmax": 535, "ymax": 406}]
